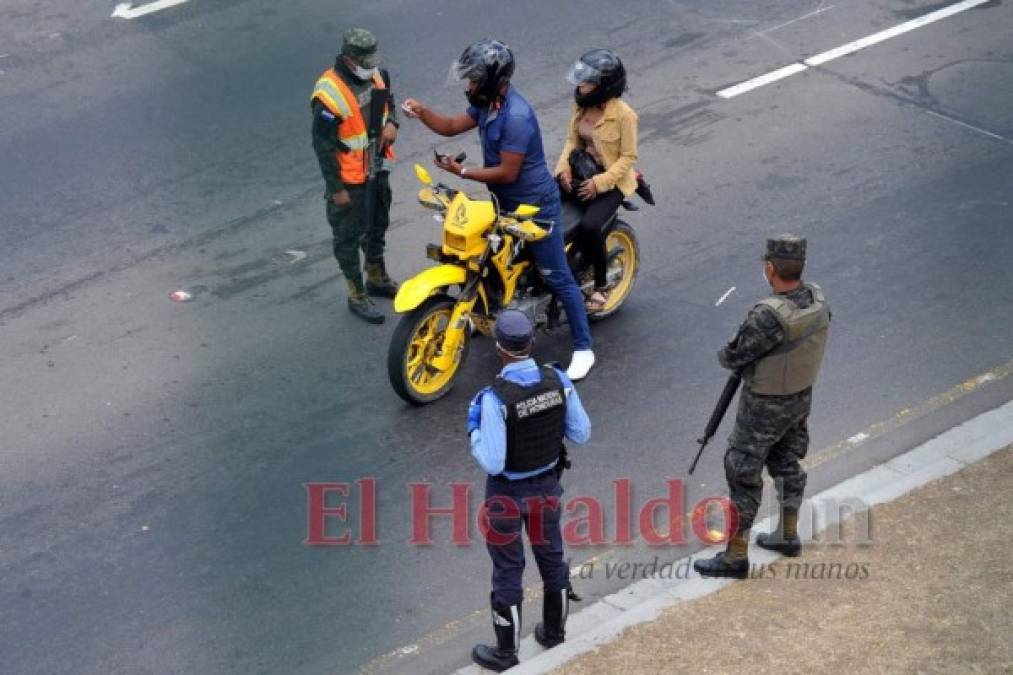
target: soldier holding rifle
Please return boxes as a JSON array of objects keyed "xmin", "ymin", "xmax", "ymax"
[{"xmin": 694, "ymin": 234, "xmax": 831, "ymax": 579}]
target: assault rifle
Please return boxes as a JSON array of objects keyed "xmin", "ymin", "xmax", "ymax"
[
  {"xmin": 363, "ymin": 70, "xmax": 393, "ymax": 240},
  {"xmin": 688, "ymin": 373, "xmax": 742, "ymax": 475}
]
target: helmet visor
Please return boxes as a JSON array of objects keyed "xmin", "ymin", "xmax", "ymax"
[{"xmin": 566, "ymin": 59, "xmax": 603, "ymax": 85}]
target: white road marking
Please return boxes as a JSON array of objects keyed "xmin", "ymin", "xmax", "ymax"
[
  {"xmin": 284, "ymin": 250, "xmax": 307, "ymax": 263},
  {"xmin": 717, "ymin": 0, "xmax": 991, "ymax": 99},
  {"xmin": 758, "ymin": 4, "xmax": 836, "ymax": 35},
  {"xmin": 717, "ymin": 63, "xmax": 809, "ymax": 99},
  {"xmin": 706, "ymin": 18, "xmax": 761, "ymax": 24},
  {"xmin": 112, "ymin": 0, "xmax": 190, "ymax": 19},
  {"xmin": 803, "ymin": 0, "xmax": 991, "ymax": 66},
  {"xmin": 923, "ymin": 109, "xmax": 1013, "ymax": 145},
  {"xmin": 847, "ymin": 432, "xmax": 870, "ymax": 445},
  {"xmin": 715, "ymin": 286, "xmax": 737, "ymax": 306}
]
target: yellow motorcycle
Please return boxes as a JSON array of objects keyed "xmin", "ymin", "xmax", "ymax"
[{"xmin": 387, "ymin": 162, "xmax": 640, "ymax": 404}]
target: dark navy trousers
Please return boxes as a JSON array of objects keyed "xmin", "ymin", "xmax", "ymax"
[{"xmin": 484, "ymin": 471, "xmax": 569, "ymax": 608}]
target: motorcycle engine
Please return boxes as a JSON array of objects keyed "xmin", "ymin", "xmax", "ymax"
[{"xmin": 506, "ymin": 292, "xmax": 550, "ymax": 328}]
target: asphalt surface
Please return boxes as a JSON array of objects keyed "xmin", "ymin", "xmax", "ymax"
[{"xmin": 1, "ymin": 1, "xmax": 1011, "ymax": 674}]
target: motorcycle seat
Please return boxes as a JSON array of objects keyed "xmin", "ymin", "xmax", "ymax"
[
  {"xmin": 559, "ymin": 200, "xmax": 620, "ymax": 243},
  {"xmin": 560, "ymin": 201, "xmax": 585, "ymax": 243}
]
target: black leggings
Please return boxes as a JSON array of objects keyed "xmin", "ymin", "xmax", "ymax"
[{"xmin": 576, "ymin": 188, "xmax": 624, "ymax": 290}]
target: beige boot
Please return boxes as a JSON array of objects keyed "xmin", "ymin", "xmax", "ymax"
[
  {"xmin": 365, "ymin": 261, "xmax": 398, "ymax": 298},
  {"xmin": 346, "ymin": 278, "xmax": 384, "ymax": 324}
]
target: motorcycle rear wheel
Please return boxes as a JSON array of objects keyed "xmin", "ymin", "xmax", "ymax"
[{"xmin": 588, "ymin": 220, "xmax": 639, "ymax": 321}]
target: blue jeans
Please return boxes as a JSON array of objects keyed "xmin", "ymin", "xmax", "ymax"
[{"xmin": 528, "ymin": 187, "xmax": 593, "ymax": 351}]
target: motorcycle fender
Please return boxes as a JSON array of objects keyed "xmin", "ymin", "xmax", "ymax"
[{"xmin": 393, "ymin": 264, "xmax": 468, "ymax": 313}]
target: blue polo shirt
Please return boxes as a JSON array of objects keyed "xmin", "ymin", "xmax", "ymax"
[{"xmin": 467, "ymin": 88, "xmax": 558, "ymax": 212}]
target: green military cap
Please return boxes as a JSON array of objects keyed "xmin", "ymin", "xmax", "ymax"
[
  {"xmin": 341, "ymin": 28, "xmax": 380, "ymax": 68},
  {"xmin": 765, "ymin": 233, "xmax": 807, "ymax": 260}
]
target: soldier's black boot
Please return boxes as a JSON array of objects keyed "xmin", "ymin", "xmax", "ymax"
[
  {"xmin": 365, "ymin": 260, "xmax": 399, "ymax": 298},
  {"xmin": 346, "ymin": 279, "xmax": 385, "ymax": 324},
  {"xmin": 534, "ymin": 586, "xmax": 569, "ymax": 649},
  {"xmin": 471, "ymin": 597, "xmax": 520, "ymax": 672},
  {"xmin": 757, "ymin": 508, "xmax": 801, "ymax": 557},
  {"xmin": 694, "ymin": 529, "xmax": 750, "ymax": 579}
]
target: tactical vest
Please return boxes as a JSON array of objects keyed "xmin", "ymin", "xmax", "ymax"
[
  {"xmin": 492, "ymin": 365, "xmax": 567, "ymax": 474},
  {"xmin": 310, "ymin": 69, "xmax": 395, "ymax": 185},
  {"xmin": 747, "ymin": 283, "xmax": 831, "ymax": 395}
]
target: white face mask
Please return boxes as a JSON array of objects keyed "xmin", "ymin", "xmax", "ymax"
[
  {"xmin": 352, "ymin": 64, "xmax": 377, "ymax": 81},
  {"xmin": 762, "ymin": 264, "xmax": 771, "ymax": 287}
]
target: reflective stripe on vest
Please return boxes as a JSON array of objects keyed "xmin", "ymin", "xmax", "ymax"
[
  {"xmin": 748, "ymin": 283, "xmax": 830, "ymax": 395},
  {"xmin": 310, "ymin": 69, "xmax": 394, "ymax": 185}
]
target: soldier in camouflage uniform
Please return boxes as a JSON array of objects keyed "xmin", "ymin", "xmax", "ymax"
[
  {"xmin": 311, "ymin": 28, "xmax": 400, "ymax": 324},
  {"xmin": 695, "ymin": 234, "xmax": 831, "ymax": 579}
]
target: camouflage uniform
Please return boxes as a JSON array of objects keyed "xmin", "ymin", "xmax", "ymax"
[
  {"xmin": 695, "ymin": 234, "xmax": 830, "ymax": 579},
  {"xmin": 718, "ymin": 283, "xmax": 817, "ymax": 531}
]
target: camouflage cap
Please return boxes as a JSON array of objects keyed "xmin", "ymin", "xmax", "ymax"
[
  {"xmin": 765, "ymin": 233, "xmax": 807, "ymax": 261},
  {"xmin": 341, "ymin": 28, "xmax": 380, "ymax": 68}
]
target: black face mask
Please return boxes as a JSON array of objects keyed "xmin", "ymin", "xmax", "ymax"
[
  {"xmin": 466, "ymin": 88, "xmax": 491, "ymax": 108},
  {"xmin": 574, "ymin": 85, "xmax": 607, "ymax": 108}
]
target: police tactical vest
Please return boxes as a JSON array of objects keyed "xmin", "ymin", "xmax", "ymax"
[
  {"xmin": 748, "ymin": 283, "xmax": 830, "ymax": 395},
  {"xmin": 310, "ymin": 69, "xmax": 394, "ymax": 185},
  {"xmin": 492, "ymin": 366, "xmax": 567, "ymax": 474}
]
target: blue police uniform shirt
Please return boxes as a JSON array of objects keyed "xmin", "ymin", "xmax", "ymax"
[
  {"xmin": 469, "ymin": 359, "xmax": 591, "ymax": 479},
  {"xmin": 467, "ymin": 88, "xmax": 558, "ymax": 212}
]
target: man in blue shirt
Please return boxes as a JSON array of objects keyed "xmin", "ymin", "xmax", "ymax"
[
  {"xmin": 464, "ymin": 309, "xmax": 590, "ymax": 671},
  {"xmin": 403, "ymin": 39, "xmax": 597, "ymax": 381}
]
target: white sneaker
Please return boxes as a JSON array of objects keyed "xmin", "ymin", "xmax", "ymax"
[{"xmin": 566, "ymin": 350, "xmax": 596, "ymax": 381}]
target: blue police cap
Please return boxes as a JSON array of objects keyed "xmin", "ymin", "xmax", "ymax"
[{"xmin": 495, "ymin": 309, "xmax": 534, "ymax": 353}]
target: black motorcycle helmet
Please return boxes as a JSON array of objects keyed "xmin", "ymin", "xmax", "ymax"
[
  {"xmin": 448, "ymin": 39, "xmax": 515, "ymax": 108},
  {"xmin": 568, "ymin": 48, "xmax": 626, "ymax": 108}
]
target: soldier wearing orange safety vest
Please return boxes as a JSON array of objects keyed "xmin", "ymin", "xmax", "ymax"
[{"xmin": 311, "ymin": 28, "xmax": 399, "ymax": 324}]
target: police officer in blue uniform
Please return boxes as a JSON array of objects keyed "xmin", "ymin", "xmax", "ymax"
[{"xmin": 467, "ymin": 310, "xmax": 591, "ymax": 671}]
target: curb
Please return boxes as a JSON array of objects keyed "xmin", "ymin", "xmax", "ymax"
[{"xmin": 455, "ymin": 398, "xmax": 1013, "ymax": 675}]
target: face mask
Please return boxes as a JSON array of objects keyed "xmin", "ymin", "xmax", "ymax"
[
  {"xmin": 762, "ymin": 264, "xmax": 771, "ymax": 287},
  {"xmin": 466, "ymin": 85, "xmax": 491, "ymax": 108},
  {"xmin": 574, "ymin": 85, "xmax": 606, "ymax": 108},
  {"xmin": 351, "ymin": 64, "xmax": 377, "ymax": 81}
]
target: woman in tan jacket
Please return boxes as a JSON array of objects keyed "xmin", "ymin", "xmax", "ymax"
[{"xmin": 555, "ymin": 49, "xmax": 638, "ymax": 312}]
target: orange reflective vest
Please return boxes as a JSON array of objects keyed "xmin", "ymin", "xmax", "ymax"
[{"xmin": 311, "ymin": 69, "xmax": 395, "ymax": 185}]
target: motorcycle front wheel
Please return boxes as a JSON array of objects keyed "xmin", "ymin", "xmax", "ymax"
[{"xmin": 387, "ymin": 294, "xmax": 470, "ymax": 405}]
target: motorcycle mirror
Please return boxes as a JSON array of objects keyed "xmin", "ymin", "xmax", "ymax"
[{"xmin": 414, "ymin": 163, "xmax": 433, "ymax": 186}]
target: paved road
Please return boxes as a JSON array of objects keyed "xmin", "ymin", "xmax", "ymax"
[{"xmin": 1, "ymin": 0, "xmax": 1011, "ymax": 673}]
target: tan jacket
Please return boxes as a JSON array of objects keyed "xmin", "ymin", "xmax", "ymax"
[{"xmin": 555, "ymin": 97, "xmax": 639, "ymax": 197}]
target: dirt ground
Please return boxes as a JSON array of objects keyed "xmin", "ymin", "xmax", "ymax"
[{"xmin": 558, "ymin": 447, "xmax": 1013, "ymax": 675}]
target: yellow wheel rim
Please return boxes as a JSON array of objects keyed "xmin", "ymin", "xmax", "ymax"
[
  {"xmin": 404, "ymin": 305, "xmax": 464, "ymax": 396},
  {"xmin": 600, "ymin": 229, "xmax": 637, "ymax": 313}
]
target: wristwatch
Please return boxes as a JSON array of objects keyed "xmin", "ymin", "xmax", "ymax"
[{"xmin": 460, "ymin": 167, "xmax": 468, "ymax": 178}]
